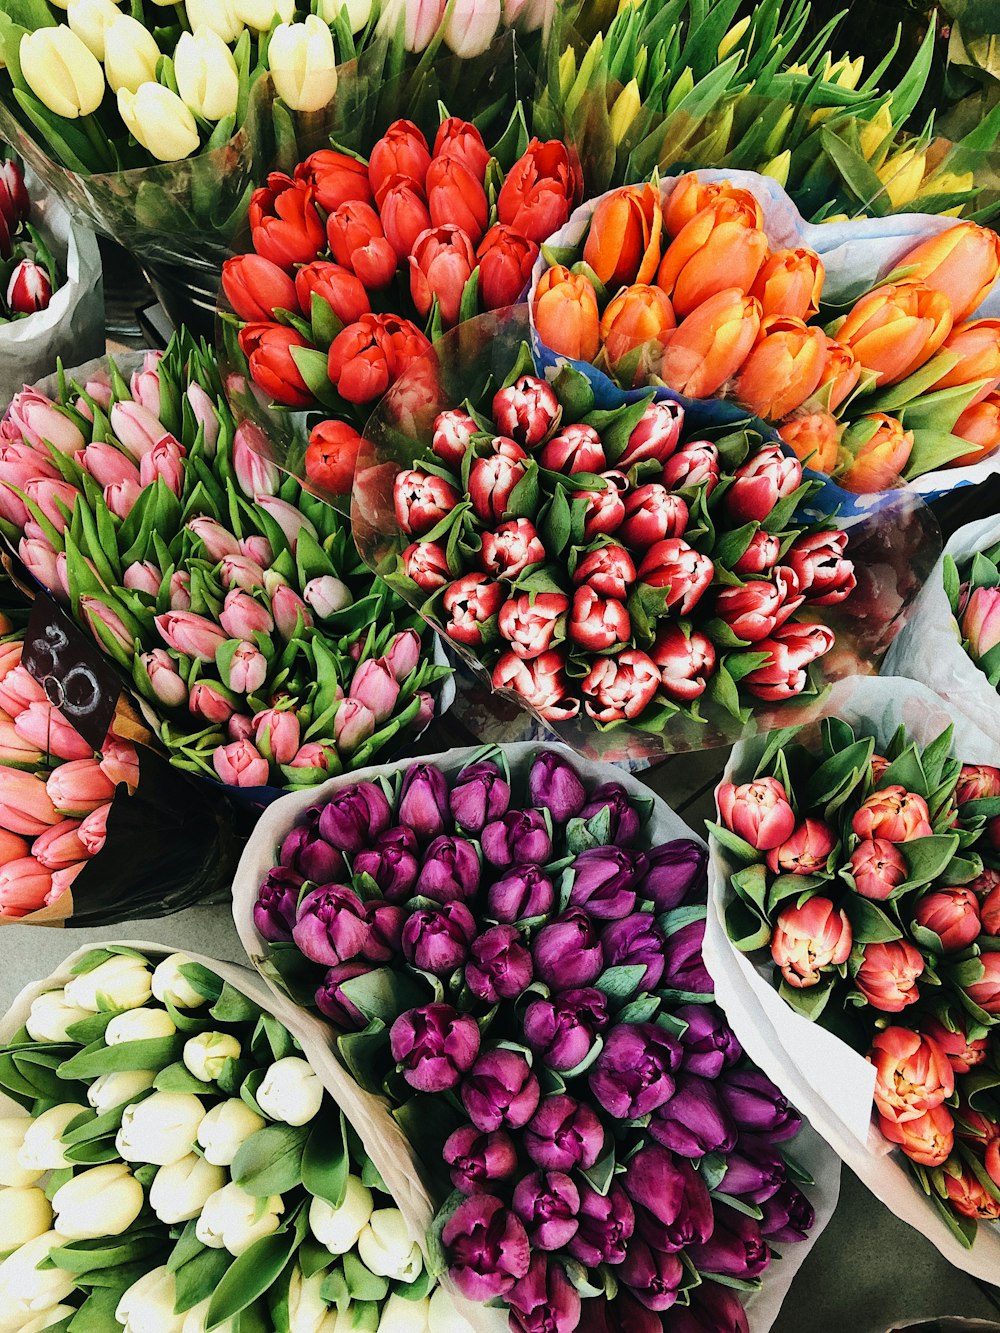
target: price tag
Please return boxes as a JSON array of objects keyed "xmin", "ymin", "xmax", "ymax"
[{"xmin": 22, "ymin": 594, "xmax": 120, "ymax": 751}]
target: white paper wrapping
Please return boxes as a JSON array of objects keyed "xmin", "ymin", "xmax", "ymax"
[
  {"xmin": 704, "ymin": 675, "xmax": 1000, "ymax": 1284},
  {"xmin": 232, "ymin": 740, "xmax": 841, "ymax": 1332},
  {"xmin": 882, "ymin": 515, "xmax": 1000, "ymax": 749},
  {"xmin": 0, "ymin": 169, "xmax": 104, "ymax": 409}
]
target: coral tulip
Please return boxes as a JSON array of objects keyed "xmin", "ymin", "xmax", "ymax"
[
  {"xmin": 878, "ymin": 1103, "xmax": 953, "ymax": 1167},
  {"xmin": 895, "ymin": 220, "xmax": 1000, "ymax": 321},
  {"xmin": 659, "ymin": 288, "xmax": 761, "ymax": 398},
  {"xmin": 599, "ymin": 285, "xmax": 676, "ymax": 381},
  {"xmin": 838, "ymin": 413, "xmax": 913, "ymax": 492},
  {"xmin": 930, "ymin": 318, "xmax": 1000, "ymax": 402},
  {"xmin": 952, "ymin": 392, "xmax": 1000, "ymax": 467},
  {"xmin": 856, "ymin": 939, "xmax": 924, "ymax": 1012},
  {"xmin": 816, "ymin": 337, "xmax": 862, "ymax": 412},
  {"xmin": 532, "ymin": 265, "xmax": 600, "ymax": 362},
  {"xmin": 657, "ymin": 195, "xmax": 768, "ymax": 316},
  {"xmin": 750, "ymin": 247, "xmax": 825, "ymax": 321},
  {"xmin": 583, "ymin": 183, "xmax": 662, "ymax": 289},
  {"xmin": 868, "ymin": 1027, "xmax": 954, "ymax": 1125},
  {"xmin": 663, "ymin": 174, "xmax": 762, "ymax": 238},
  {"xmin": 770, "ymin": 896, "xmax": 852, "ymax": 987},
  {"xmin": 778, "ymin": 412, "xmax": 839, "ymax": 473}
]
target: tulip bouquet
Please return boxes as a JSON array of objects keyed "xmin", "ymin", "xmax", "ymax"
[
  {"xmin": 235, "ymin": 743, "xmax": 838, "ymax": 1332},
  {"xmin": 0, "ymin": 334, "xmax": 450, "ymax": 796},
  {"xmin": 0, "ymin": 152, "xmax": 58, "ymax": 324},
  {"xmin": 709, "ymin": 695, "xmax": 1000, "ymax": 1258},
  {"xmin": 531, "ymin": 169, "xmax": 1000, "ymax": 495},
  {"xmin": 0, "ymin": 941, "xmax": 484, "ymax": 1332}
]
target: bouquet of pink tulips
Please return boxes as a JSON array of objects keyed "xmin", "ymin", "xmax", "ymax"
[{"xmin": 0, "ymin": 331, "xmax": 450, "ymax": 797}]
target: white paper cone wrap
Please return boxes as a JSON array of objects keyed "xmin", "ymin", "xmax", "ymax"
[
  {"xmin": 232, "ymin": 740, "xmax": 841, "ymax": 1332},
  {"xmin": 704, "ymin": 675, "xmax": 1000, "ymax": 1284}
]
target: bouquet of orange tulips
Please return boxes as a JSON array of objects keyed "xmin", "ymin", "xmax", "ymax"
[{"xmin": 530, "ymin": 170, "xmax": 1000, "ymax": 497}]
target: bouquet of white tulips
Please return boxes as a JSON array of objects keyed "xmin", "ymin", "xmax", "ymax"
[{"xmin": 0, "ymin": 943, "xmax": 480, "ymax": 1333}]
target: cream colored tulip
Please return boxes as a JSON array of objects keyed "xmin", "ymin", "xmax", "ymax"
[
  {"xmin": 118, "ymin": 85, "xmax": 201, "ymax": 162},
  {"xmin": 19, "ymin": 27, "xmax": 105, "ymax": 119},
  {"xmin": 0, "ymin": 1118, "xmax": 43, "ymax": 1188},
  {"xmin": 357, "ymin": 1208, "xmax": 423, "ymax": 1281},
  {"xmin": 183, "ymin": 1030, "xmax": 241, "ymax": 1082},
  {"xmin": 195, "ymin": 1182, "xmax": 284, "ymax": 1256},
  {"xmin": 116, "ymin": 1092, "xmax": 205, "ymax": 1165},
  {"xmin": 25, "ymin": 989, "xmax": 91, "ymax": 1043},
  {"xmin": 196, "ymin": 1098, "xmax": 264, "ymax": 1167},
  {"xmin": 268, "ymin": 16, "xmax": 338, "ymax": 113},
  {"xmin": 0, "ymin": 1234, "xmax": 75, "ymax": 1331},
  {"xmin": 105, "ymin": 1006, "xmax": 175, "ymax": 1044},
  {"xmin": 0, "ymin": 1187, "xmax": 52, "ymax": 1248},
  {"xmin": 151, "ymin": 954, "xmax": 205, "ymax": 1009},
  {"xmin": 18, "ymin": 1105, "xmax": 85, "ymax": 1173},
  {"xmin": 115, "ymin": 1266, "xmax": 185, "ymax": 1333},
  {"xmin": 88, "ymin": 1068, "xmax": 156, "ymax": 1114},
  {"xmin": 233, "ymin": 0, "xmax": 295, "ymax": 32},
  {"xmin": 185, "ymin": 0, "xmax": 245, "ymax": 42},
  {"xmin": 174, "ymin": 29, "xmax": 240, "ymax": 121},
  {"xmin": 427, "ymin": 1288, "xmax": 476, "ymax": 1333},
  {"xmin": 256, "ymin": 1056, "xmax": 323, "ymax": 1126},
  {"xmin": 149, "ymin": 1153, "xmax": 226, "ymax": 1225},
  {"xmin": 63, "ymin": 954, "xmax": 152, "ymax": 1013},
  {"xmin": 103, "ymin": 13, "xmax": 162, "ymax": 95},
  {"xmin": 20, "ymin": 1306, "xmax": 76, "ymax": 1333},
  {"xmin": 67, "ymin": 0, "xmax": 125, "ymax": 60},
  {"xmin": 308, "ymin": 1174, "xmax": 372, "ymax": 1254},
  {"xmin": 317, "ymin": 0, "xmax": 372, "ymax": 33},
  {"xmin": 52, "ymin": 1162, "xmax": 143, "ymax": 1239}
]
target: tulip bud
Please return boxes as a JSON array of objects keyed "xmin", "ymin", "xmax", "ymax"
[
  {"xmin": 1, "ymin": 1187, "xmax": 52, "ymax": 1250},
  {"xmin": 174, "ymin": 28, "xmax": 239, "ymax": 122},
  {"xmin": 19, "ymin": 1105, "xmax": 85, "ymax": 1173},
  {"xmin": 53, "ymin": 1162, "xmax": 143, "ymax": 1240},
  {"xmin": 358, "ymin": 1207, "xmax": 423, "ymax": 1281},
  {"xmin": 25, "ymin": 989, "xmax": 90, "ymax": 1043},
  {"xmin": 19, "ymin": 27, "xmax": 105, "ymax": 119},
  {"xmin": 913, "ymin": 887, "xmax": 981, "ymax": 952},
  {"xmin": 0, "ymin": 1234, "xmax": 76, "ymax": 1326},
  {"xmin": 196, "ymin": 1182, "xmax": 284, "ymax": 1256},
  {"xmin": 309, "ymin": 1173, "xmax": 373, "ymax": 1253},
  {"xmin": 896, "ymin": 221, "xmax": 1000, "ymax": 322},
  {"xmin": 856, "ymin": 939, "xmax": 925, "ymax": 1012},
  {"xmin": 183, "ymin": 1030, "xmax": 242, "ymax": 1084},
  {"xmin": 197, "ymin": 1098, "xmax": 265, "ymax": 1167},
  {"xmin": 151, "ymin": 953, "xmax": 206, "ymax": 1009},
  {"xmin": 6, "ymin": 261, "xmax": 52, "ymax": 316},
  {"xmin": 106, "ymin": 1006, "xmax": 176, "ymax": 1044},
  {"xmin": 269, "ymin": 15, "xmax": 338, "ymax": 112},
  {"xmin": 441, "ymin": 1194, "xmax": 530, "ymax": 1302},
  {"xmin": 771, "ymin": 897, "xmax": 852, "ymax": 988},
  {"xmin": 849, "ymin": 838, "xmax": 907, "ymax": 900},
  {"xmin": 88, "ymin": 1069, "xmax": 155, "ymax": 1115},
  {"xmin": 63, "ymin": 953, "xmax": 151, "ymax": 1012},
  {"xmin": 256, "ymin": 1056, "xmax": 323, "ymax": 1126},
  {"xmin": 0, "ymin": 1118, "xmax": 42, "ymax": 1187},
  {"xmin": 532, "ymin": 264, "xmax": 600, "ymax": 362}
]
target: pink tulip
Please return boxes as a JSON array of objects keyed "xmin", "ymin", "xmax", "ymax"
[
  {"xmin": 239, "ymin": 535, "xmax": 273, "ymax": 566},
  {"xmin": 0, "ymin": 438, "xmax": 60, "ymax": 484},
  {"xmin": 81, "ymin": 374, "xmax": 113, "ymax": 412},
  {"xmin": 253, "ymin": 708, "xmax": 301, "ymax": 764},
  {"xmin": 227, "ymin": 641, "xmax": 268, "ymax": 695},
  {"xmin": 0, "ymin": 712, "xmax": 42, "ymax": 766},
  {"xmin": 213, "ymin": 739, "xmax": 270, "ymax": 787},
  {"xmin": 228, "ymin": 713, "xmax": 255, "ymax": 743},
  {"xmin": 110, "ymin": 401, "xmax": 167, "ymax": 460},
  {"xmin": 234, "ymin": 424, "xmax": 279, "ymax": 497},
  {"xmin": 47, "ymin": 860, "xmax": 85, "ymax": 904},
  {"xmin": 289, "ymin": 742, "xmax": 333, "ymax": 771},
  {"xmin": 139, "ymin": 435, "xmax": 186, "ymax": 495},
  {"xmin": 220, "ymin": 555, "xmax": 267, "ymax": 592},
  {"xmin": 0, "ymin": 856, "xmax": 53, "ymax": 917},
  {"xmin": 0, "ymin": 828, "xmax": 29, "ymax": 864},
  {"xmin": 0, "ymin": 662, "xmax": 44, "ymax": 717},
  {"xmin": 272, "ymin": 586, "xmax": 313, "ymax": 640},
  {"xmin": 32, "ymin": 819, "xmax": 87, "ymax": 870},
  {"xmin": 963, "ymin": 586, "xmax": 1000, "ymax": 660},
  {"xmin": 349, "ymin": 658, "xmax": 400, "ymax": 722},
  {"xmin": 47, "ymin": 759, "xmax": 115, "ymax": 816},
  {"xmin": 18, "ymin": 536, "xmax": 61, "ymax": 591},
  {"xmin": 187, "ymin": 517, "xmax": 242, "ymax": 561},
  {"xmin": 334, "ymin": 697, "xmax": 376, "ymax": 754},
  {"xmin": 913, "ymin": 888, "xmax": 981, "ymax": 953},
  {"xmin": 140, "ymin": 650, "xmax": 188, "ymax": 708},
  {"xmin": 385, "ymin": 629, "xmax": 421, "ymax": 681},
  {"xmin": 79, "ymin": 803, "xmax": 111, "ymax": 856},
  {"xmin": 415, "ymin": 691, "xmax": 435, "ymax": 729},
  {"xmin": 80, "ymin": 443, "xmax": 141, "ymax": 489},
  {"xmin": 220, "ymin": 590, "xmax": 273, "ymax": 639},
  {"xmin": 0, "ymin": 768, "xmax": 59, "ymax": 835},
  {"xmin": 253, "ymin": 494, "xmax": 317, "ymax": 552},
  {"xmin": 717, "ymin": 776, "xmax": 796, "ymax": 851},
  {"xmin": 187, "ymin": 383, "xmax": 221, "ymax": 450},
  {"xmin": 302, "ymin": 576, "xmax": 351, "ymax": 619},
  {"xmin": 0, "ymin": 641, "xmax": 19, "ymax": 682},
  {"xmin": 23, "ymin": 478, "xmax": 80, "ymax": 533},
  {"xmin": 13, "ymin": 701, "xmax": 93, "ymax": 762},
  {"xmin": 80, "ymin": 597, "xmax": 135, "ymax": 655},
  {"xmin": 189, "ymin": 682, "xmax": 237, "ymax": 723},
  {"xmin": 103, "ymin": 480, "xmax": 141, "ymax": 519},
  {"xmin": 155, "ymin": 611, "xmax": 228, "ymax": 663},
  {"xmin": 98, "ymin": 737, "xmax": 139, "ymax": 789},
  {"xmin": 123, "ymin": 561, "xmax": 163, "ymax": 596},
  {"xmin": 8, "ymin": 389, "xmax": 86, "ymax": 454},
  {"xmin": 169, "ymin": 572, "xmax": 191, "ymax": 612},
  {"xmin": 130, "ymin": 367, "xmax": 162, "ymax": 417}
]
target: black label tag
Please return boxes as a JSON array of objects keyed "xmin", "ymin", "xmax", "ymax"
[{"xmin": 23, "ymin": 594, "xmax": 120, "ymax": 751}]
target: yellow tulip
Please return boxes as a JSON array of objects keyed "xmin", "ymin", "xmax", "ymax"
[
  {"xmin": 175, "ymin": 28, "xmax": 240, "ymax": 121},
  {"xmin": 859, "ymin": 105, "xmax": 894, "ymax": 160},
  {"xmin": 19, "ymin": 27, "xmax": 105, "ymax": 119},
  {"xmin": 877, "ymin": 147, "xmax": 927, "ymax": 209},
  {"xmin": 761, "ymin": 150, "xmax": 791, "ymax": 188},
  {"xmin": 609, "ymin": 78, "xmax": 641, "ymax": 147},
  {"xmin": 118, "ymin": 83, "xmax": 201, "ymax": 162},
  {"xmin": 718, "ymin": 15, "xmax": 751, "ymax": 62},
  {"xmin": 104, "ymin": 13, "xmax": 162, "ymax": 95}
]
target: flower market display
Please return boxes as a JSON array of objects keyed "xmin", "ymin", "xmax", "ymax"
[
  {"xmin": 531, "ymin": 170, "xmax": 1000, "ymax": 492},
  {"xmin": 235, "ymin": 743, "xmax": 839, "ymax": 1331},
  {"xmin": 0, "ymin": 333, "xmax": 451, "ymax": 795},
  {"xmin": 0, "ymin": 941, "xmax": 484, "ymax": 1330}
]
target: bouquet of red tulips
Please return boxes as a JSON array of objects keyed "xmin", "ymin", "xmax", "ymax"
[
  {"xmin": 530, "ymin": 170, "xmax": 1000, "ymax": 495},
  {"xmin": 235, "ymin": 744, "xmax": 837, "ymax": 1333},
  {"xmin": 708, "ymin": 678, "xmax": 1000, "ymax": 1268},
  {"xmin": 221, "ymin": 110, "xmax": 581, "ymax": 496},
  {"xmin": 0, "ymin": 153, "xmax": 56, "ymax": 324}
]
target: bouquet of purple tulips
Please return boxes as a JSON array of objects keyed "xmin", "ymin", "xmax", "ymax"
[{"xmin": 237, "ymin": 745, "xmax": 833, "ymax": 1333}]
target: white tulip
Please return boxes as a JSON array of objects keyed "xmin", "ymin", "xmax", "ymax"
[
  {"xmin": 115, "ymin": 1266, "xmax": 185, "ymax": 1333},
  {"xmin": 53, "ymin": 1162, "xmax": 143, "ymax": 1240},
  {"xmin": 233, "ymin": 0, "xmax": 294, "ymax": 31},
  {"xmin": 183, "ymin": 1031, "xmax": 241, "ymax": 1083},
  {"xmin": 116, "ymin": 1092, "xmax": 205, "ymax": 1166},
  {"xmin": 378, "ymin": 1293, "xmax": 431, "ymax": 1333},
  {"xmin": 19, "ymin": 1105, "xmax": 85, "ymax": 1172},
  {"xmin": 0, "ymin": 1234, "xmax": 75, "ymax": 1331},
  {"xmin": 428, "ymin": 1287, "xmax": 476, "ymax": 1333},
  {"xmin": 25, "ymin": 990, "xmax": 91, "ymax": 1043},
  {"xmin": 63, "ymin": 955, "xmax": 151, "ymax": 1013},
  {"xmin": 256, "ymin": 1057, "xmax": 323, "ymax": 1126},
  {"xmin": 103, "ymin": 13, "xmax": 162, "ymax": 94},
  {"xmin": 88, "ymin": 1069, "xmax": 156, "ymax": 1115},
  {"xmin": 174, "ymin": 29, "xmax": 240, "ymax": 121},
  {"xmin": 268, "ymin": 16, "xmax": 338, "ymax": 113},
  {"xmin": 197, "ymin": 1098, "xmax": 264, "ymax": 1167},
  {"xmin": 195, "ymin": 1182, "xmax": 284, "ymax": 1256},
  {"xmin": 180, "ymin": 1298, "xmax": 238, "ymax": 1333},
  {"xmin": 151, "ymin": 954, "xmax": 205, "ymax": 1009},
  {"xmin": 185, "ymin": 0, "xmax": 244, "ymax": 43},
  {"xmin": 0, "ymin": 1187, "xmax": 52, "ymax": 1248},
  {"xmin": 357, "ymin": 1209, "xmax": 422, "ymax": 1282},
  {"xmin": 286, "ymin": 1266, "xmax": 337, "ymax": 1333},
  {"xmin": 317, "ymin": 0, "xmax": 372, "ymax": 33},
  {"xmin": 308, "ymin": 1174, "xmax": 372, "ymax": 1254},
  {"xmin": 118, "ymin": 84, "xmax": 201, "ymax": 163},
  {"xmin": 0, "ymin": 1117, "xmax": 43, "ymax": 1187},
  {"xmin": 105, "ymin": 1006, "xmax": 176, "ymax": 1045},
  {"xmin": 149, "ymin": 1153, "xmax": 226, "ymax": 1225},
  {"xmin": 67, "ymin": 0, "xmax": 124, "ymax": 60},
  {"xmin": 18, "ymin": 27, "xmax": 105, "ymax": 119},
  {"xmin": 20, "ymin": 1306, "xmax": 76, "ymax": 1333},
  {"xmin": 443, "ymin": 0, "xmax": 501, "ymax": 58}
]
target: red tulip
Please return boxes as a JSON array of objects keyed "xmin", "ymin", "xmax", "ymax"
[
  {"xmin": 856, "ymin": 939, "xmax": 924, "ymax": 1012},
  {"xmin": 618, "ymin": 485, "xmax": 689, "ymax": 549},
  {"xmin": 295, "ymin": 149, "xmax": 373, "ymax": 212},
  {"xmin": 499, "ymin": 593, "xmax": 570, "ymax": 658},
  {"xmin": 717, "ymin": 776, "xmax": 795, "ymax": 850},
  {"xmin": 497, "ymin": 138, "xmax": 579, "ymax": 243},
  {"xmin": 304, "ymin": 419, "xmax": 363, "ymax": 496},
  {"xmin": 377, "ymin": 175, "xmax": 432, "ymax": 260},
  {"xmin": 581, "ymin": 650, "xmax": 660, "ymax": 722},
  {"xmin": 477, "ymin": 225, "xmax": 540, "ymax": 309},
  {"xmin": 766, "ymin": 818, "xmax": 836, "ymax": 876},
  {"xmin": 326, "ymin": 200, "xmax": 397, "ymax": 289},
  {"xmin": 724, "ymin": 445, "xmax": 802, "ymax": 525},
  {"xmin": 636, "ymin": 538, "xmax": 714, "ymax": 615},
  {"xmin": 568, "ymin": 587, "xmax": 630, "ymax": 651},
  {"xmin": 742, "ymin": 623, "xmax": 835, "ymax": 700},
  {"xmin": 222, "ymin": 253, "xmax": 300, "ymax": 323},
  {"xmin": 913, "ymin": 887, "xmax": 981, "ymax": 952},
  {"xmin": 444, "ymin": 573, "xmax": 505, "ymax": 646},
  {"xmin": 402, "ymin": 541, "xmax": 452, "ymax": 591},
  {"xmin": 650, "ymin": 625, "xmax": 716, "ymax": 702},
  {"xmin": 879, "ymin": 1104, "xmax": 953, "ymax": 1167},
  {"xmin": 433, "ymin": 117, "xmax": 490, "ymax": 179},
  {"xmin": 537, "ymin": 423, "xmax": 605, "ymax": 474},
  {"xmin": 327, "ymin": 313, "xmax": 429, "ymax": 404},
  {"xmin": 432, "ymin": 408, "xmax": 479, "ymax": 469},
  {"xmin": 394, "ymin": 469, "xmax": 460, "ymax": 536},
  {"xmin": 469, "ymin": 437, "xmax": 528, "ymax": 523},
  {"xmin": 714, "ymin": 568, "xmax": 803, "ymax": 642},
  {"xmin": 426, "ymin": 154, "xmax": 489, "ymax": 246},
  {"xmin": 409, "ymin": 224, "xmax": 477, "ymax": 328},
  {"xmin": 956, "ymin": 763, "xmax": 1000, "ymax": 803},
  {"xmin": 480, "ymin": 519, "xmax": 546, "ymax": 579},
  {"xmin": 249, "ymin": 172, "xmax": 325, "ymax": 269},
  {"xmin": 6, "ymin": 260, "xmax": 52, "ymax": 315},
  {"xmin": 238, "ymin": 323, "xmax": 314, "ymax": 408},
  {"xmin": 770, "ymin": 897, "xmax": 852, "ymax": 988},
  {"xmin": 853, "ymin": 786, "xmax": 933, "ymax": 843},
  {"xmin": 295, "ymin": 260, "xmax": 370, "ymax": 328},
  {"xmin": 492, "ymin": 650, "xmax": 580, "ymax": 721},
  {"xmin": 368, "ymin": 119, "xmax": 431, "ymax": 199},
  {"xmin": 661, "ymin": 439, "xmax": 720, "ymax": 494},
  {"xmin": 572, "ymin": 545, "xmax": 636, "ymax": 600},
  {"xmin": 784, "ymin": 530, "xmax": 856, "ymax": 605}
]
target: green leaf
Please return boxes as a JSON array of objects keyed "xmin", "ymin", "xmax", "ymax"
[
  {"xmin": 302, "ymin": 1110, "xmax": 349, "ymax": 1208},
  {"xmin": 57, "ymin": 1035, "xmax": 186, "ymax": 1080},
  {"xmin": 899, "ymin": 835, "xmax": 962, "ymax": 891},
  {"xmin": 173, "ymin": 1245, "xmax": 233, "ymax": 1315},
  {"xmin": 207, "ymin": 1228, "xmax": 300, "ymax": 1328},
  {"xmin": 844, "ymin": 895, "xmax": 903, "ymax": 945}
]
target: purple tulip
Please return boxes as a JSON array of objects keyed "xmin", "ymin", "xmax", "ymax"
[
  {"xmin": 528, "ymin": 751, "xmax": 585, "ymax": 823},
  {"xmin": 568, "ymin": 847, "xmax": 647, "ymax": 919},
  {"xmin": 315, "ymin": 961, "xmax": 369, "ymax": 1029},
  {"xmin": 443, "ymin": 1126, "xmax": 518, "ymax": 1195},
  {"xmin": 717, "ymin": 1068, "xmax": 802, "ymax": 1141},
  {"xmin": 577, "ymin": 1290, "xmax": 661, "ymax": 1333},
  {"xmin": 461, "ymin": 1048, "xmax": 540, "ymax": 1132},
  {"xmin": 352, "ymin": 826, "xmax": 420, "ymax": 902},
  {"xmin": 442, "ymin": 1194, "xmax": 530, "ymax": 1301},
  {"xmin": 390, "ymin": 1004, "xmax": 480, "ymax": 1092},
  {"xmin": 523, "ymin": 1094, "xmax": 604, "ymax": 1171},
  {"xmin": 601, "ymin": 914, "xmax": 667, "ymax": 990},
  {"xmin": 566, "ymin": 1182, "xmax": 634, "ymax": 1266},
  {"xmin": 253, "ymin": 867, "xmax": 303, "ymax": 942},
  {"xmin": 589, "ymin": 1023, "xmax": 681, "ymax": 1120},
  {"xmin": 616, "ymin": 1240, "xmax": 684, "ymax": 1312},
  {"xmin": 402, "ymin": 901, "xmax": 477, "ymax": 976},
  {"xmin": 487, "ymin": 864, "xmax": 555, "ymax": 923},
  {"xmin": 579, "ymin": 781, "xmax": 641, "ymax": 845},
  {"xmin": 665, "ymin": 1283, "xmax": 750, "ymax": 1333},
  {"xmin": 676, "ymin": 1004, "xmax": 742, "ymax": 1078},
  {"xmin": 512, "ymin": 1169, "xmax": 580, "ymax": 1250},
  {"xmin": 641, "ymin": 839, "xmax": 707, "ymax": 911},
  {"xmin": 631, "ymin": 1157, "xmax": 714, "ymax": 1253},
  {"xmin": 482, "ymin": 810, "xmax": 551, "ymax": 868},
  {"xmin": 523, "ymin": 988, "xmax": 609, "ymax": 1072},
  {"xmin": 415, "ymin": 835, "xmax": 480, "ymax": 903},
  {"xmin": 399, "ymin": 763, "xmax": 450, "ymax": 841},
  {"xmin": 533, "ymin": 910, "xmax": 604, "ymax": 988},
  {"xmin": 279, "ymin": 821, "xmax": 343, "ymax": 884},
  {"xmin": 759, "ymin": 1181, "xmax": 816, "ymax": 1243},
  {"xmin": 317, "ymin": 782, "xmax": 391, "ymax": 852},
  {"xmin": 450, "ymin": 760, "xmax": 511, "ymax": 833},
  {"xmin": 662, "ymin": 919, "xmax": 713, "ymax": 994},
  {"xmin": 649, "ymin": 1073, "xmax": 736, "ymax": 1158},
  {"xmin": 686, "ymin": 1202, "xmax": 770, "ymax": 1279},
  {"xmin": 719, "ymin": 1134, "xmax": 787, "ymax": 1203},
  {"xmin": 466, "ymin": 925, "xmax": 533, "ymax": 1002},
  {"xmin": 292, "ymin": 884, "xmax": 370, "ymax": 965},
  {"xmin": 360, "ymin": 901, "xmax": 406, "ymax": 963},
  {"xmin": 507, "ymin": 1255, "xmax": 581, "ymax": 1333}
]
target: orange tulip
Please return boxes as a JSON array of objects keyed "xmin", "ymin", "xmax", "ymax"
[
  {"xmin": 951, "ymin": 391, "xmax": 1000, "ymax": 467},
  {"xmin": 663, "ymin": 173, "xmax": 763, "ymax": 238},
  {"xmin": 734, "ymin": 314, "xmax": 827, "ymax": 421},
  {"xmin": 878, "ymin": 1104, "xmax": 954, "ymax": 1168},
  {"xmin": 836, "ymin": 281, "xmax": 953, "ymax": 386},
  {"xmin": 657, "ymin": 196, "xmax": 768, "ymax": 317},
  {"xmin": 658, "ymin": 287, "xmax": 762, "ymax": 398},
  {"xmin": 929, "ymin": 318, "xmax": 1000, "ymax": 401},
  {"xmin": 779, "ymin": 411, "xmax": 840, "ymax": 474},
  {"xmin": 838, "ymin": 412, "xmax": 913, "ymax": 492},
  {"xmin": 583, "ymin": 183, "xmax": 663, "ymax": 290},
  {"xmin": 816, "ymin": 337, "xmax": 862, "ymax": 412},
  {"xmin": 532, "ymin": 263, "xmax": 600, "ymax": 362},
  {"xmin": 896, "ymin": 220, "xmax": 1000, "ymax": 321},
  {"xmin": 599, "ymin": 284, "xmax": 676, "ymax": 383},
  {"xmin": 751, "ymin": 247, "xmax": 825, "ymax": 320}
]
